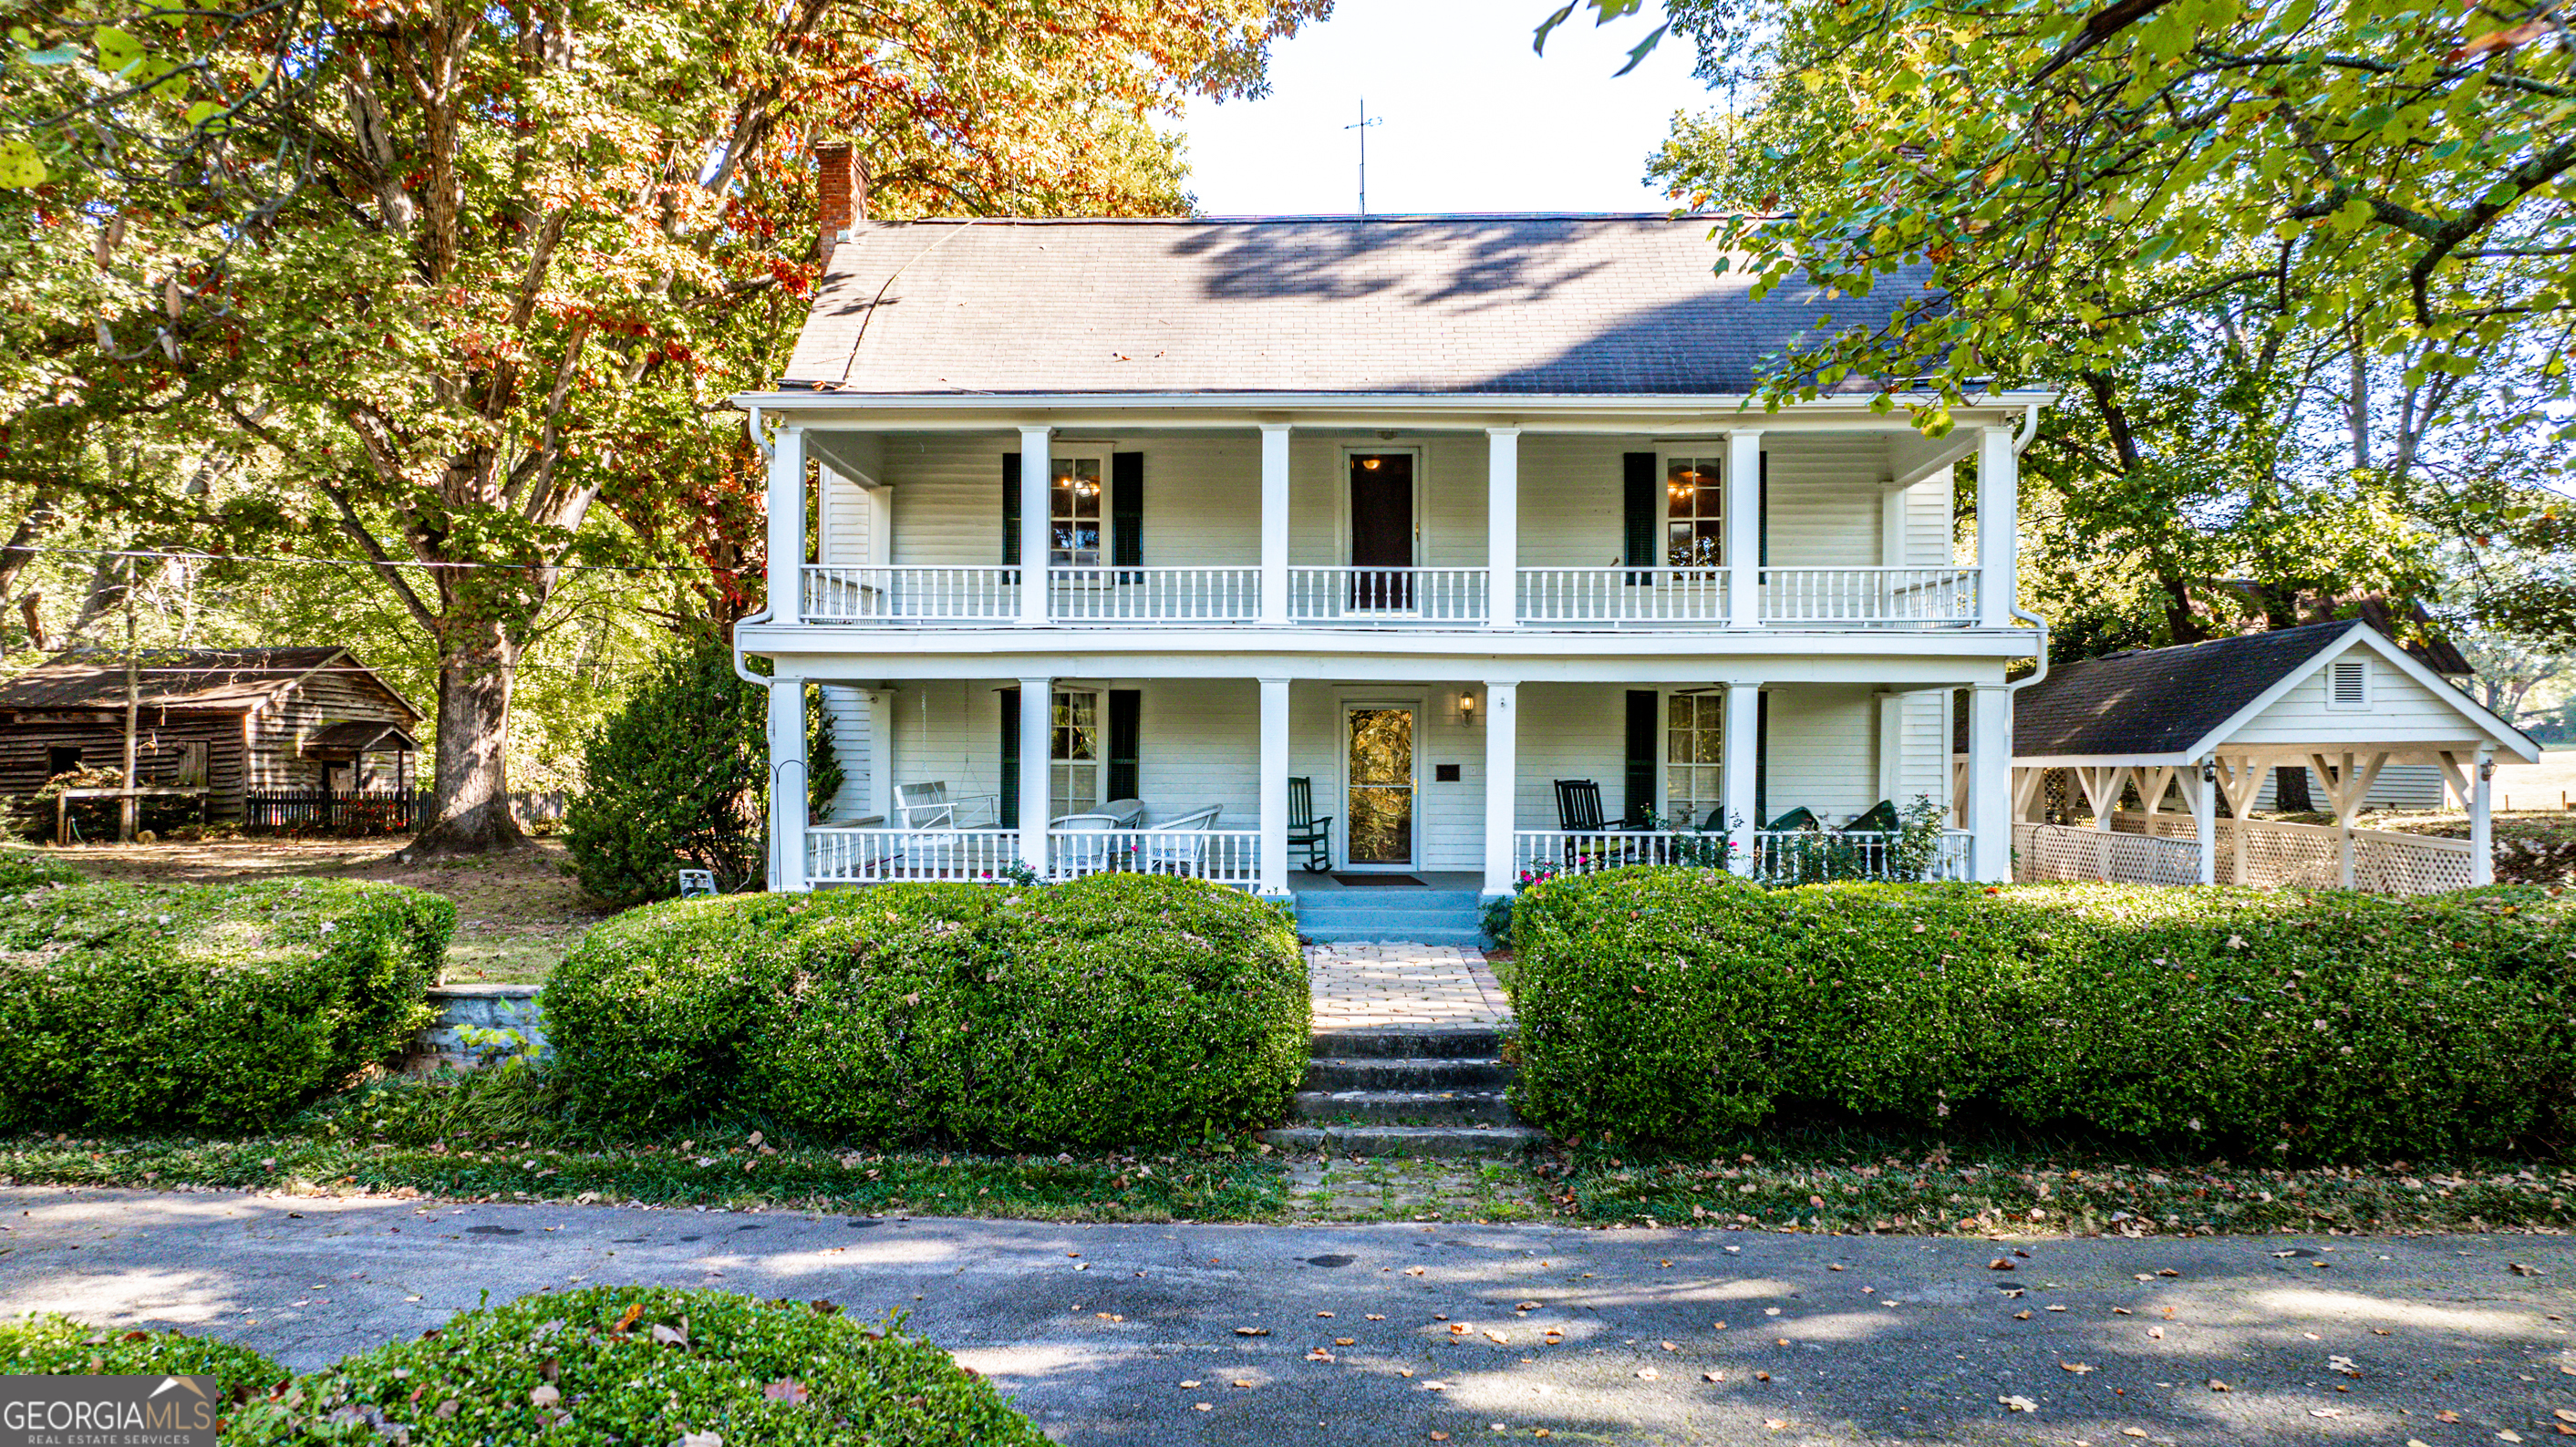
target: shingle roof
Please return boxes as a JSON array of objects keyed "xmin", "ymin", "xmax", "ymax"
[
  {"xmin": 2011, "ymin": 621, "xmax": 2362, "ymax": 759},
  {"xmin": 781, "ymin": 215, "xmax": 1940, "ymax": 397},
  {"xmin": 0, "ymin": 647, "xmax": 355, "ymax": 712}
]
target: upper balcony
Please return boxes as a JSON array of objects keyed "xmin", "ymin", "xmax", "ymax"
[{"xmin": 746, "ymin": 405, "xmax": 2033, "ymax": 646}]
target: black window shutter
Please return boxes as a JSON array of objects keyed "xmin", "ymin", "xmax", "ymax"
[
  {"xmin": 1107, "ymin": 689, "xmax": 1141, "ymax": 801},
  {"xmin": 1111, "ymin": 452, "xmax": 1143, "ymax": 572},
  {"xmin": 1624, "ymin": 689, "xmax": 1659, "ymax": 826},
  {"xmin": 998, "ymin": 687, "xmax": 1020, "ymax": 822},
  {"xmin": 1001, "ymin": 453, "xmax": 1021, "ymax": 565},
  {"xmin": 1622, "ymin": 451, "xmax": 1656, "ymax": 582},
  {"xmin": 1754, "ymin": 688, "xmax": 1770, "ymax": 827},
  {"xmin": 1758, "ymin": 450, "xmax": 1769, "ymax": 567}
]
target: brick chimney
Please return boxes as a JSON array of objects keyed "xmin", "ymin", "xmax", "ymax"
[{"xmin": 814, "ymin": 141, "xmax": 864, "ymax": 271}]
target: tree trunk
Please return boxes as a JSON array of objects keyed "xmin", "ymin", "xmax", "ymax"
[
  {"xmin": 2273, "ymin": 764, "xmax": 2314, "ymax": 813},
  {"xmin": 402, "ymin": 625, "xmax": 528, "ymax": 857}
]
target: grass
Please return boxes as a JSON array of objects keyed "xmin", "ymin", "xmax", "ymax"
[
  {"xmin": 33, "ymin": 835, "xmax": 608, "ymax": 984},
  {"xmin": 1541, "ymin": 1134, "xmax": 2576, "ymax": 1235}
]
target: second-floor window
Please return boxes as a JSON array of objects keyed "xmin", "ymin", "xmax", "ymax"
[
  {"xmin": 1052, "ymin": 454, "xmax": 1105, "ymax": 569},
  {"xmin": 1666, "ymin": 455, "xmax": 1723, "ymax": 570},
  {"xmin": 1052, "ymin": 689, "xmax": 1102, "ymax": 815}
]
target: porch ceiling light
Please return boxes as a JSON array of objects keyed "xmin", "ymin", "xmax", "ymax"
[{"xmin": 1360, "ymin": 457, "xmax": 1381, "ymax": 470}]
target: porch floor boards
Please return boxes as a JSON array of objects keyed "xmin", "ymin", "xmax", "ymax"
[{"xmin": 1307, "ymin": 943, "xmax": 1509, "ymax": 1031}]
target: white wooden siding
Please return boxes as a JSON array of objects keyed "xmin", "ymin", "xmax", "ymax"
[
  {"xmin": 818, "ymin": 686, "xmax": 873, "ymax": 820},
  {"xmin": 2231, "ymin": 655, "xmax": 2493, "ymax": 748},
  {"xmin": 2251, "ymin": 762, "xmax": 2447, "ymax": 811},
  {"xmin": 840, "ymin": 431, "xmax": 1909, "ymax": 570},
  {"xmin": 847, "ymin": 674, "xmax": 1960, "ymax": 857}
]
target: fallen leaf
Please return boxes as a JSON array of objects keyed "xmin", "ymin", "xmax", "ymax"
[
  {"xmin": 2124, "ymin": 1431, "xmax": 2149, "ymax": 1440},
  {"xmin": 2001, "ymin": 1395, "xmax": 2038, "ymax": 1413},
  {"xmin": 1335, "ymin": 1338, "xmax": 1355, "ymax": 1347},
  {"xmin": 2061, "ymin": 1362, "xmax": 2095, "ymax": 1374},
  {"xmin": 2514, "ymin": 1264, "xmax": 2544, "ymax": 1276},
  {"xmin": 1178, "ymin": 1381, "xmax": 1201, "ymax": 1390},
  {"xmin": 1235, "ymin": 1328, "xmax": 1269, "ymax": 1337},
  {"xmin": 1305, "ymin": 1349, "xmax": 1335, "ymax": 1362},
  {"xmin": 2209, "ymin": 1380, "xmax": 2230, "ymax": 1392},
  {"xmin": 1232, "ymin": 1380, "xmax": 1253, "ymax": 1389},
  {"xmin": 2014, "ymin": 1311, "xmax": 2033, "ymax": 1320},
  {"xmin": 2148, "ymin": 1327, "xmax": 2165, "ymax": 1339},
  {"xmin": 2440, "ymin": 1412, "xmax": 2465, "ymax": 1424},
  {"xmin": 2313, "ymin": 1409, "xmax": 2344, "ymax": 1418},
  {"xmin": 1990, "ymin": 1258, "xmax": 2016, "ymax": 1271},
  {"xmin": 2555, "ymin": 1411, "xmax": 2576, "ymax": 1424},
  {"xmin": 529, "ymin": 1385, "xmax": 560, "ymax": 1408},
  {"xmin": 1703, "ymin": 1371, "xmax": 1723, "ymax": 1382},
  {"xmin": 2503, "ymin": 1433, "xmax": 2528, "ymax": 1443},
  {"xmin": 1194, "ymin": 1403, "xmax": 1212, "ymax": 1412},
  {"xmin": 762, "ymin": 1379, "xmax": 806, "ymax": 1405},
  {"xmin": 1637, "ymin": 1368, "xmax": 1660, "ymax": 1380}
]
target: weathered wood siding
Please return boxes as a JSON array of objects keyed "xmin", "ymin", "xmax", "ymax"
[{"xmin": 0, "ymin": 709, "xmax": 250, "ymax": 822}]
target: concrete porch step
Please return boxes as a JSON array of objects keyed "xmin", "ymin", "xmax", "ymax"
[
  {"xmin": 1311, "ymin": 1027, "xmax": 1504, "ymax": 1059},
  {"xmin": 1257, "ymin": 1123, "xmax": 1545, "ymax": 1158},
  {"xmin": 1304, "ymin": 1056, "xmax": 1511, "ymax": 1090},
  {"xmin": 1292, "ymin": 1089, "xmax": 1515, "ymax": 1125},
  {"xmin": 1291, "ymin": 889, "xmax": 1485, "ymax": 913},
  {"xmin": 1298, "ymin": 925, "xmax": 1490, "ymax": 947}
]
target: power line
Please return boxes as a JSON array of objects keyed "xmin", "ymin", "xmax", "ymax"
[{"xmin": 2, "ymin": 543, "xmax": 753, "ymax": 574}]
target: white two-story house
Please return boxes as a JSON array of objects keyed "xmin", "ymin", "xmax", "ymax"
[{"xmin": 735, "ymin": 157, "xmax": 2048, "ymax": 911}]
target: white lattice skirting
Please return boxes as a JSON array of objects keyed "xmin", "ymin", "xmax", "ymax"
[{"xmin": 2013, "ymin": 817, "xmax": 2477, "ymax": 895}]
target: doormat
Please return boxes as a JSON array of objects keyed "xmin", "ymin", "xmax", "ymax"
[{"xmin": 1330, "ymin": 873, "xmax": 1428, "ymax": 887}]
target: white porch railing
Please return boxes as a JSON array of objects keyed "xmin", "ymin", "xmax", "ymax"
[
  {"xmin": 1758, "ymin": 567, "xmax": 1980, "ymax": 625},
  {"xmin": 807, "ymin": 826, "xmax": 1023, "ymax": 883},
  {"xmin": 1288, "ymin": 566, "xmax": 1488, "ymax": 625},
  {"xmin": 1047, "ymin": 567, "xmax": 1259, "ymax": 624},
  {"xmin": 801, "ymin": 565, "xmax": 1019, "ymax": 623},
  {"xmin": 1512, "ymin": 828, "xmax": 1971, "ymax": 883},
  {"xmin": 1516, "ymin": 568, "xmax": 1731, "ymax": 626},
  {"xmin": 805, "ymin": 824, "xmax": 1260, "ymax": 886},
  {"xmin": 1049, "ymin": 827, "xmax": 1262, "ymax": 886}
]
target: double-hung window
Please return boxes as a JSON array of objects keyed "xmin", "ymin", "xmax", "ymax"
[
  {"xmin": 1050, "ymin": 452, "xmax": 1107, "ymax": 570},
  {"xmin": 1665, "ymin": 692, "xmax": 1725, "ymax": 826},
  {"xmin": 1665, "ymin": 455, "xmax": 1723, "ymax": 574},
  {"xmin": 1051, "ymin": 689, "xmax": 1103, "ymax": 816}
]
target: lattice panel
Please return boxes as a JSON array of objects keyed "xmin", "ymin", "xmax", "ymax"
[
  {"xmin": 2229, "ymin": 821, "xmax": 2342, "ymax": 889},
  {"xmin": 2352, "ymin": 832, "xmax": 2476, "ymax": 895},
  {"xmin": 2014, "ymin": 823, "xmax": 2200, "ymax": 886}
]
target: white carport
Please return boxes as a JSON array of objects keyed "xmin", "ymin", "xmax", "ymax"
[{"xmin": 2006, "ymin": 619, "xmax": 2540, "ymax": 894}]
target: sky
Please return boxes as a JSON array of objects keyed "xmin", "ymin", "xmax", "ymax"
[{"xmin": 1178, "ymin": 1, "xmax": 1713, "ymax": 217}]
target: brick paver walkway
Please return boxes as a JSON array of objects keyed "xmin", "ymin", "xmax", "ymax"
[{"xmin": 1305, "ymin": 943, "xmax": 1511, "ymax": 1030}]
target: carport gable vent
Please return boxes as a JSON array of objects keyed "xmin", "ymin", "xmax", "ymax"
[{"xmin": 2326, "ymin": 657, "xmax": 2369, "ymax": 709}]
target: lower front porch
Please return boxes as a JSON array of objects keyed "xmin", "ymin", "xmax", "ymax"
[{"xmin": 773, "ymin": 675, "xmax": 2004, "ymax": 894}]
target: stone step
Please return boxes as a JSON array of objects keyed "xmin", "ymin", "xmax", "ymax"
[
  {"xmin": 1304, "ymin": 1056, "xmax": 1511, "ymax": 1090},
  {"xmin": 1257, "ymin": 1123, "xmax": 1545, "ymax": 1159},
  {"xmin": 1291, "ymin": 890, "xmax": 1485, "ymax": 915},
  {"xmin": 1293, "ymin": 1089, "xmax": 1515, "ymax": 1125},
  {"xmin": 1310, "ymin": 1027, "xmax": 1503, "ymax": 1059},
  {"xmin": 1298, "ymin": 925, "xmax": 1490, "ymax": 947}
]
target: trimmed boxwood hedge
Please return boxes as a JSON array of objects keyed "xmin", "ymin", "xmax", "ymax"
[
  {"xmin": 221, "ymin": 1287, "xmax": 1046, "ymax": 1445},
  {"xmin": 1509, "ymin": 869, "xmax": 2576, "ymax": 1161},
  {"xmin": 1, "ymin": 1313, "xmax": 284, "ymax": 1402},
  {"xmin": 0, "ymin": 877, "xmax": 451, "ymax": 1132},
  {"xmin": 543, "ymin": 873, "xmax": 1309, "ymax": 1148}
]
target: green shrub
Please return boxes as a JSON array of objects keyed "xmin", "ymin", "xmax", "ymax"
[
  {"xmin": 224, "ymin": 1287, "xmax": 1046, "ymax": 1446},
  {"xmin": 1509, "ymin": 870, "xmax": 2576, "ymax": 1161},
  {"xmin": 562, "ymin": 632, "xmax": 840, "ymax": 906},
  {"xmin": 0, "ymin": 878, "xmax": 451, "ymax": 1132},
  {"xmin": 0, "ymin": 848, "xmax": 79, "ymax": 891},
  {"xmin": 0, "ymin": 1313, "xmax": 284, "ymax": 1401},
  {"xmin": 545, "ymin": 873, "xmax": 1308, "ymax": 1148}
]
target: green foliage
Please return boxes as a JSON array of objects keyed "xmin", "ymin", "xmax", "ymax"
[
  {"xmin": 563, "ymin": 633, "xmax": 764, "ymax": 904},
  {"xmin": 0, "ymin": 878, "xmax": 450, "ymax": 1132},
  {"xmin": 0, "ymin": 1313, "xmax": 284, "ymax": 1401},
  {"xmin": 543, "ymin": 873, "xmax": 1308, "ymax": 1149},
  {"xmin": 1510, "ymin": 870, "xmax": 2576, "ymax": 1162},
  {"xmin": 220, "ymin": 1288, "xmax": 1044, "ymax": 1445},
  {"xmin": 0, "ymin": 847, "xmax": 80, "ymax": 891}
]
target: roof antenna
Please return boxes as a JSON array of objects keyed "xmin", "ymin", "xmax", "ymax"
[{"xmin": 1344, "ymin": 98, "xmax": 1382, "ymax": 216}]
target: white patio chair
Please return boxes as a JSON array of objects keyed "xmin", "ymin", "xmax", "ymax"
[
  {"xmin": 1136, "ymin": 805, "xmax": 1224, "ymax": 875},
  {"xmin": 892, "ymin": 781, "xmax": 998, "ymax": 831},
  {"xmin": 1049, "ymin": 811, "xmax": 1132, "ymax": 876}
]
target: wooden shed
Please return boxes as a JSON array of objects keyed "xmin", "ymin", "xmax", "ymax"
[{"xmin": 0, "ymin": 646, "xmax": 423, "ymax": 827}]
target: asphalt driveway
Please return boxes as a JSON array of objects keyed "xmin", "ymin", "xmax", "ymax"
[{"xmin": 2, "ymin": 1186, "xmax": 2571, "ymax": 1444}]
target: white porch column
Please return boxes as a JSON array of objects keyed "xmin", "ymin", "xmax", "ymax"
[
  {"xmin": 2187, "ymin": 760, "xmax": 2218, "ymax": 885},
  {"xmin": 1967, "ymin": 683, "xmax": 2012, "ymax": 881},
  {"xmin": 1018, "ymin": 677, "xmax": 1051, "ymax": 874},
  {"xmin": 766, "ymin": 425, "xmax": 806, "ymax": 624},
  {"xmin": 1258, "ymin": 677, "xmax": 1290, "ymax": 895},
  {"xmin": 861, "ymin": 687, "xmax": 894, "ymax": 825},
  {"xmin": 1486, "ymin": 428, "xmax": 1519, "ymax": 628},
  {"xmin": 1260, "ymin": 425, "xmax": 1291, "ymax": 627},
  {"xmin": 1727, "ymin": 430, "xmax": 1764, "ymax": 628},
  {"xmin": 2472, "ymin": 746, "xmax": 2496, "ymax": 886},
  {"xmin": 1976, "ymin": 423, "xmax": 2018, "ymax": 629},
  {"xmin": 1482, "ymin": 681, "xmax": 1518, "ymax": 896},
  {"xmin": 1874, "ymin": 690, "xmax": 1904, "ymax": 806},
  {"xmin": 1018, "ymin": 425, "xmax": 1051, "ymax": 627},
  {"xmin": 1723, "ymin": 679, "xmax": 1761, "ymax": 873},
  {"xmin": 767, "ymin": 678, "xmax": 808, "ymax": 892}
]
